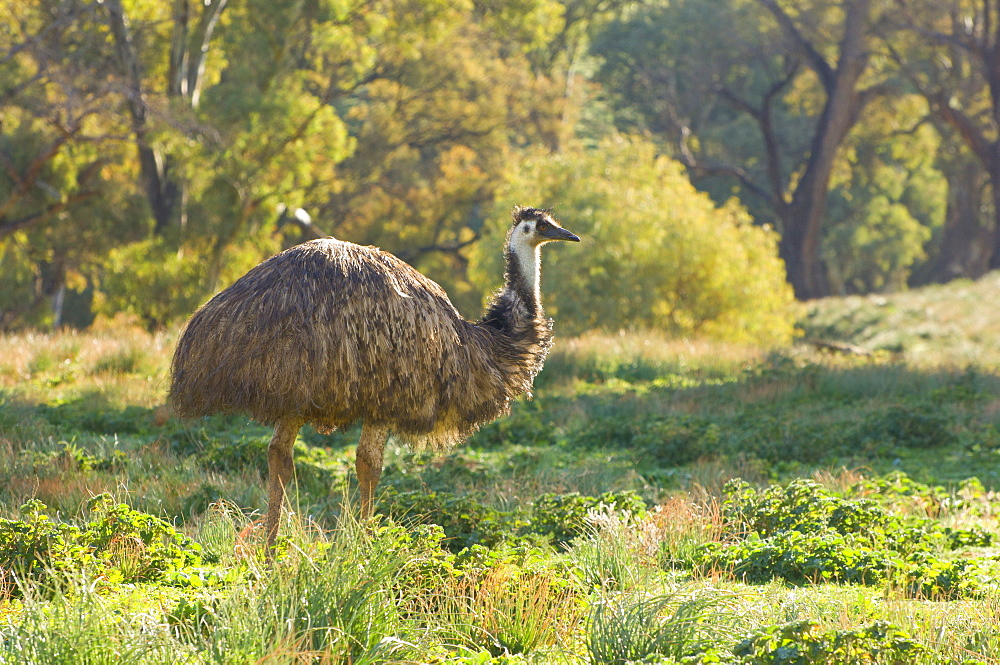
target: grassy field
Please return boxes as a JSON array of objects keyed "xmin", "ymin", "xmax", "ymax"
[{"xmin": 2, "ymin": 278, "xmax": 1000, "ymax": 663}]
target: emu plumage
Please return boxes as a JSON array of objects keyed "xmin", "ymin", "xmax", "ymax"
[{"xmin": 169, "ymin": 206, "xmax": 579, "ymax": 551}]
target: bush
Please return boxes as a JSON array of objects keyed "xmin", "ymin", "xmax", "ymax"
[
  {"xmin": 575, "ymin": 415, "xmax": 722, "ymax": 466},
  {"xmin": 530, "ymin": 491, "xmax": 647, "ymax": 546},
  {"xmin": 380, "ymin": 488, "xmax": 528, "ymax": 551},
  {"xmin": 861, "ymin": 403, "xmax": 957, "ymax": 449},
  {"xmin": 468, "ymin": 137, "xmax": 796, "ymax": 345},
  {"xmin": 94, "ymin": 238, "xmax": 209, "ymax": 331}
]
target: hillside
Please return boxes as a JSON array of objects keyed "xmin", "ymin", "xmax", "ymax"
[{"xmin": 800, "ymin": 272, "xmax": 1000, "ymax": 367}]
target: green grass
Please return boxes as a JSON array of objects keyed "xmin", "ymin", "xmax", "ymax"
[{"xmin": 2, "ymin": 282, "xmax": 1000, "ymax": 662}]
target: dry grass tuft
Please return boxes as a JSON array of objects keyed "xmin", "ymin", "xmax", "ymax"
[{"xmin": 433, "ymin": 563, "xmax": 584, "ymax": 655}]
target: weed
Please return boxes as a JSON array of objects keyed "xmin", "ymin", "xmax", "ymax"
[
  {"xmin": 437, "ymin": 563, "xmax": 583, "ymax": 656},
  {"xmin": 0, "ymin": 494, "xmax": 209, "ymax": 596}
]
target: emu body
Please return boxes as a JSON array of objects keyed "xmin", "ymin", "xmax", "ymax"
[{"xmin": 170, "ymin": 207, "xmax": 578, "ymax": 551}]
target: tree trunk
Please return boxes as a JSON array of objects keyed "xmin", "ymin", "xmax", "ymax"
[
  {"xmin": 778, "ymin": 202, "xmax": 828, "ymax": 299},
  {"xmin": 757, "ymin": 0, "xmax": 871, "ymax": 299},
  {"xmin": 990, "ymin": 163, "xmax": 1000, "ymax": 271},
  {"xmin": 105, "ymin": 0, "xmax": 226, "ymax": 238},
  {"xmin": 104, "ymin": 0, "xmax": 178, "ymax": 235},
  {"xmin": 923, "ymin": 160, "xmax": 992, "ymax": 282}
]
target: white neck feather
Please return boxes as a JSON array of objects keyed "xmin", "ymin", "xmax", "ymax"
[{"xmin": 508, "ymin": 232, "xmax": 541, "ymax": 303}]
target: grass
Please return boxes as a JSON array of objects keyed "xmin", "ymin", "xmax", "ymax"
[{"xmin": 2, "ymin": 278, "xmax": 1000, "ymax": 662}]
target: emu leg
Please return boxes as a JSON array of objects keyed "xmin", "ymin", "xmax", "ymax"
[
  {"xmin": 355, "ymin": 423, "xmax": 389, "ymax": 520},
  {"xmin": 265, "ymin": 418, "xmax": 303, "ymax": 556}
]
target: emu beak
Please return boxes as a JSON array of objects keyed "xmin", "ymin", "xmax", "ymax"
[{"xmin": 540, "ymin": 225, "xmax": 580, "ymax": 242}]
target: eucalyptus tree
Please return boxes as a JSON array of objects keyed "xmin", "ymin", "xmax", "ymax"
[
  {"xmin": 887, "ymin": 0, "xmax": 1000, "ymax": 277},
  {"xmin": 0, "ymin": 0, "xmax": 141, "ymax": 328},
  {"xmin": 593, "ymin": 0, "xmax": 893, "ymax": 299}
]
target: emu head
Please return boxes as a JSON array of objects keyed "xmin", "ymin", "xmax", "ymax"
[{"xmin": 509, "ymin": 206, "xmax": 580, "ymax": 248}]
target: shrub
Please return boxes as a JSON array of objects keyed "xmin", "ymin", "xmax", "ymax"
[
  {"xmin": 530, "ymin": 491, "xmax": 647, "ymax": 546},
  {"xmin": 380, "ymin": 488, "xmax": 648, "ymax": 552},
  {"xmin": 861, "ymin": 403, "xmax": 957, "ymax": 449},
  {"xmin": 94, "ymin": 238, "xmax": 209, "ymax": 331},
  {"xmin": 380, "ymin": 488, "xmax": 528, "ymax": 551},
  {"xmin": 575, "ymin": 416, "xmax": 722, "ymax": 467},
  {"xmin": 468, "ymin": 137, "xmax": 796, "ymax": 345}
]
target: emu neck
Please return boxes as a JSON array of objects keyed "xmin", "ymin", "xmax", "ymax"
[{"xmin": 505, "ymin": 239, "xmax": 541, "ymax": 317}]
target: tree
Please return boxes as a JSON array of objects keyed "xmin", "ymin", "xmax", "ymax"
[
  {"xmin": 0, "ymin": 0, "xmax": 141, "ymax": 328},
  {"xmin": 888, "ymin": 0, "xmax": 1000, "ymax": 276},
  {"xmin": 314, "ymin": 0, "xmax": 569, "ymax": 312},
  {"xmin": 592, "ymin": 0, "xmax": 891, "ymax": 299},
  {"xmin": 102, "ymin": 0, "xmax": 227, "ymax": 237},
  {"xmin": 822, "ymin": 95, "xmax": 944, "ymax": 293}
]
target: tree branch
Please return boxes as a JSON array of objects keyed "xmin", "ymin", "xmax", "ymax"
[
  {"xmin": 756, "ymin": 0, "xmax": 835, "ymax": 89},
  {"xmin": 0, "ymin": 191, "xmax": 100, "ymax": 241},
  {"xmin": 687, "ymin": 162, "xmax": 781, "ymax": 211},
  {"xmin": 931, "ymin": 93, "xmax": 996, "ymax": 168}
]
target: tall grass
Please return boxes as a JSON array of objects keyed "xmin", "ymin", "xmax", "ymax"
[
  {"xmin": 428, "ymin": 563, "xmax": 584, "ymax": 657},
  {"xmin": 1, "ymin": 584, "xmax": 180, "ymax": 664},
  {"xmin": 585, "ymin": 589, "xmax": 744, "ymax": 664}
]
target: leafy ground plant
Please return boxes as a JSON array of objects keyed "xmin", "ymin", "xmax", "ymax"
[
  {"xmin": 0, "ymin": 494, "xmax": 212, "ymax": 597},
  {"xmin": 697, "ymin": 477, "xmax": 997, "ymax": 598},
  {"xmin": 701, "ymin": 619, "xmax": 927, "ymax": 665},
  {"xmin": 5, "ymin": 314, "xmax": 1000, "ymax": 662}
]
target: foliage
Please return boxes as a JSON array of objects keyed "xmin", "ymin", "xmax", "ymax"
[
  {"xmin": 720, "ymin": 620, "xmax": 925, "ymax": 665},
  {"xmin": 697, "ymin": 478, "xmax": 996, "ymax": 598},
  {"xmin": 380, "ymin": 486, "xmax": 647, "ymax": 551},
  {"xmin": 173, "ymin": 519, "xmax": 420, "ymax": 664},
  {"xmin": 823, "ymin": 106, "xmax": 945, "ymax": 294},
  {"xmin": 93, "ymin": 239, "xmax": 216, "ymax": 331},
  {"xmin": 380, "ymin": 487, "xmax": 529, "ymax": 551},
  {"xmin": 0, "ymin": 0, "xmax": 571, "ymax": 331},
  {"xmin": 589, "ymin": 0, "xmax": 947, "ymax": 299},
  {"xmin": 573, "ymin": 414, "xmax": 723, "ymax": 466},
  {"xmin": 531, "ymin": 491, "xmax": 647, "ymax": 546},
  {"xmin": 5, "ymin": 321, "xmax": 1000, "ymax": 662},
  {"xmin": 0, "ymin": 495, "xmax": 209, "ymax": 596},
  {"xmin": 4, "ymin": 0, "xmax": 1000, "ymax": 333},
  {"xmin": 469, "ymin": 137, "xmax": 796, "ymax": 344},
  {"xmin": 438, "ymin": 559, "xmax": 583, "ymax": 656}
]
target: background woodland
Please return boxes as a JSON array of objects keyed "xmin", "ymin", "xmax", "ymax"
[{"xmin": 3, "ymin": 0, "xmax": 999, "ymax": 342}]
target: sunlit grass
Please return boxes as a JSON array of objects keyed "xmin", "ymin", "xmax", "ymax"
[
  {"xmin": 5, "ymin": 281, "xmax": 1000, "ymax": 661},
  {"xmin": 0, "ymin": 321, "xmax": 174, "ymax": 406},
  {"xmin": 802, "ymin": 272, "xmax": 1000, "ymax": 369}
]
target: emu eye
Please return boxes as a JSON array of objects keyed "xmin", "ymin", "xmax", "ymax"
[{"xmin": 537, "ymin": 221, "xmax": 549, "ymax": 230}]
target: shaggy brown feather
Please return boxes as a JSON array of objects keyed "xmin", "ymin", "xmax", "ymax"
[{"xmin": 171, "ymin": 216, "xmax": 560, "ymax": 450}]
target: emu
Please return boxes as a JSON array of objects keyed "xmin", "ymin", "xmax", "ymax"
[{"xmin": 169, "ymin": 206, "xmax": 579, "ymax": 551}]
